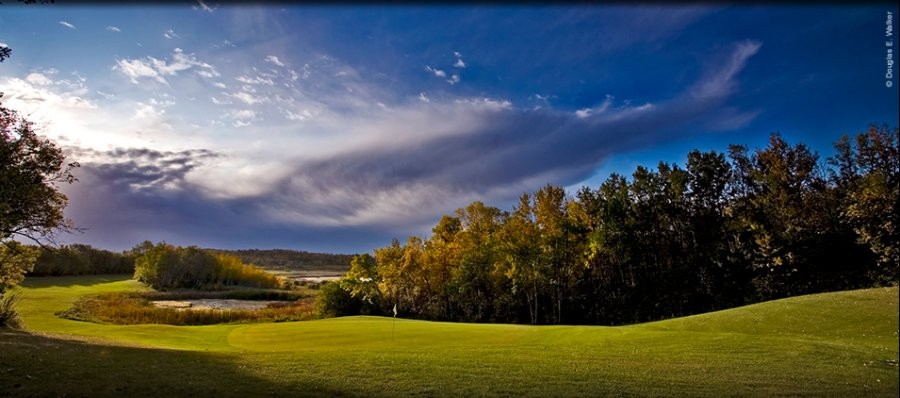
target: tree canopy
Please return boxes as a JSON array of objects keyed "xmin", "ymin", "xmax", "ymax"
[
  {"xmin": 325, "ymin": 127, "xmax": 899, "ymax": 325},
  {"xmin": 1, "ymin": 94, "xmax": 79, "ymax": 245}
]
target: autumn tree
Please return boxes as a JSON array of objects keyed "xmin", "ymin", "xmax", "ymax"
[
  {"xmin": 340, "ymin": 253, "xmax": 382, "ymax": 313},
  {"xmin": 830, "ymin": 125, "xmax": 899, "ymax": 284}
]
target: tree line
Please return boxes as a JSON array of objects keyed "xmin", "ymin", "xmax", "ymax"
[
  {"xmin": 204, "ymin": 248, "xmax": 353, "ymax": 273},
  {"xmin": 325, "ymin": 126, "xmax": 898, "ymax": 325},
  {"xmin": 20, "ymin": 243, "xmax": 354, "ymax": 278},
  {"xmin": 27, "ymin": 244, "xmax": 136, "ymax": 276}
]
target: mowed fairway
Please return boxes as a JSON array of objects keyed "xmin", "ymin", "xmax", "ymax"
[{"xmin": 2, "ymin": 275, "xmax": 898, "ymax": 397}]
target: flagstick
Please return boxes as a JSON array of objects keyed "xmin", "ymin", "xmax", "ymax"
[{"xmin": 391, "ymin": 303, "xmax": 397, "ymax": 342}]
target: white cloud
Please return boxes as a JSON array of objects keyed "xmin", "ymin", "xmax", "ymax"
[
  {"xmin": 96, "ymin": 90, "xmax": 115, "ymax": 100},
  {"xmin": 164, "ymin": 29, "xmax": 179, "ymax": 39},
  {"xmin": 113, "ymin": 58, "xmax": 167, "ymax": 84},
  {"xmin": 210, "ymin": 96, "xmax": 231, "ymax": 105},
  {"xmin": 226, "ymin": 109, "xmax": 258, "ymax": 127},
  {"xmin": 453, "ymin": 97, "xmax": 512, "ymax": 111},
  {"xmin": 25, "ymin": 72, "xmax": 52, "ymax": 86},
  {"xmin": 213, "ymin": 40, "xmax": 236, "ymax": 49},
  {"xmin": 227, "ymin": 91, "xmax": 267, "ymax": 105},
  {"xmin": 133, "ymin": 102, "xmax": 165, "ymax": 120},
  {"xmin": 574, "ymin": 95, "xmax": 614, "ymax": 118},
  {"xmin": 236, "ymin": 75, "xmax": 274, "ymax": 85},
  {"xmin": 284, "ymin": 108, "xmax": 314, "ymax": 121},
  {"xmin": 114, "ymin": 48, "xmax": 219, "ymax": 84},
  {"xmin": 106, "ymin": 26, "xmax": 121, "ymax": 32},
  {"xmin": 417, "ymin": 92, "xmax": 430, "ymax": 103},
  {"xmin": 194, "ymin": 0, "xmax": 217, "ymax": 12},
  {"xmin": 429, "ymin": 67, "xmax": 447, "ymax": 78},
  {"xmin": 59, "ymin": 21, "xmax": 77, "ymax": 30},
  {"xmin": 447, "ymin": 74, "xmax": 460, "ymax": 85},
  {"xmin": 574, "ymin": 108, "xmax": 592, "ymax": 119},
  {"xmin": 197, "ymin": 70, "xmax": 215, "ymax": 78},
  {"xmin": 692, "ymin": 40, "xmax": 762, "ymax": 99},
  {"xmin": 453, "ymin": 52, "xmax": 466, "ymax": 68},
  {"xmin": 213, "ymin": 82, "xmax": 227, "ymax": 89},
  {"xmin": 265, "ymin": 55, "xmax": 285, "ymax": 67}
]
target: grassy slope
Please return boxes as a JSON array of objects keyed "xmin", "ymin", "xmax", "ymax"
[{"xmin": 2, "ymin": 275, "xmax": 897, "ymax": 397}]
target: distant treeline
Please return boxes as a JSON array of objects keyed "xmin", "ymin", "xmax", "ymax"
[
  {"xmin": 204, "ymin": 249, "xmax": 354, "ymax": 272},
  {"xmin": 325, "ymin": 126, "xmax": 899, "ymax": 325},
  {"xmin": 27, "ymin": 244, "xmax": 353, "ymax": 277},
  {"xmin": 29, "ymin": 244, "xmax": 136, "ymax": 276}
]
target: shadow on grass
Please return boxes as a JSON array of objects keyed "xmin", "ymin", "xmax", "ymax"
[
  {"xmin": 0, "ymin": 329, "xmax": 353, "ymax": 398},
  {"xmin": 20, "ymin": 274, "xmax": 133, "ymax": 288}
]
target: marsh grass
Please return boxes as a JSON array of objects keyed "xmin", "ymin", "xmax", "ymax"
[{"xmin": 58, "ymin": 292, "xmax": 316, "ymax": 326}]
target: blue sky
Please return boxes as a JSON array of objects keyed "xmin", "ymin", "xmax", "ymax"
[{"xmin": 0, "ymin": 3, "xmax": 897, "ymax": 253}]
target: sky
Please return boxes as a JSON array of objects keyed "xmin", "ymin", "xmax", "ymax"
[{"xmin": 0, "ymin": 2, "xmax": 897, "ymax": 254}]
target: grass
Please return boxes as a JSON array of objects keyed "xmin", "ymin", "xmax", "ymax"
[{"xmin": 2, "ymin": 274, "xmax": 897, "ymax": 397}]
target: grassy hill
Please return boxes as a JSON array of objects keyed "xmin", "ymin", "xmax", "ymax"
[{"xmin": 2, "ymin": 275, "xmax": 897, "ymax": 397}]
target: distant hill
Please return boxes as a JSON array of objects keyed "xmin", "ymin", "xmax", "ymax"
[{"xmin": 204, "ymin": 248, "xmax": 355, "ymax": 277}]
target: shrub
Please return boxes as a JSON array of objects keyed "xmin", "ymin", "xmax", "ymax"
[
  {"xmin": 0, "ymin": 291, "xmax": 21, "ymax": 328},
  {"xmin": 133, "ymin": 243, "xmax": 280, "ymax": 290},
  {"xmin": 315, "ymin": 280, "xmax": 362, "ymax": 317}
]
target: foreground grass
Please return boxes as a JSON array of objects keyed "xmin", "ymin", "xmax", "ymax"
[{"xmin": 3, "ymin": 275, "xmax": 897, "ymax": 397}]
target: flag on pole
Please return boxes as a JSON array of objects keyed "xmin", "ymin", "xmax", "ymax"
[{"xmin": 391, "ymin": 303, "xmax": 398, "ymax": 341}]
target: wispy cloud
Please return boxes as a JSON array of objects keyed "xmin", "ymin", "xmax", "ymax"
[
  {"xmin": 59, "ymin": 21, "xmax": 77, "ymax": 30},
  {"xmin": 194, "ymin": 0, "xmax": 217, "ymax": 13},
  {"xmin": 236, "ymin": 75, "xmax": 274, "ymax": 85},
  {"xmin": 265, "ymin": 55, "xmax": 285, "ymax": 67},
  {"xmin": 113, "ymin": 48, "xmax": 219, "ymax": 85},
  {"xmin": 691, "ymin": 40, "xmax": 762, "ymax": 99},
  {"xmin": 227, "ymin": 109, "xmax": 258, "ymax": 127},
  {"xmin": 106, "ymin": 25, "xmax": 121, "ymax": 33},
  {"xmin": 164, "ymin": 29, "xmax": 179, "ymax": 39},
  {"xmin": 227, "ymin": 90, "xmax": 267, "ymax": 105}
]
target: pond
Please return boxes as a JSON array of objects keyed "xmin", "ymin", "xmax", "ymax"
[{"xmin": 151, "ymin": 299, "xmax": 284, "ymax": 311}]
